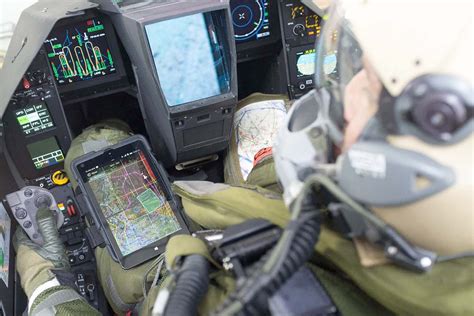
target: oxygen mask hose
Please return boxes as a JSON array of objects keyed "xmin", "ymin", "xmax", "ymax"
[
  {"xmin": 163, "ymin": 254, "xmax": 210, "ymax": 316},
  {"xmin": 213, "ymin": 177, "xmax": 322, "ymax": 315}
]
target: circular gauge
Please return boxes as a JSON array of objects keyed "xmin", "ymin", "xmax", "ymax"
[{"xmin": 231, "ymin": 0, "xmax": 265, "ymax": 41}]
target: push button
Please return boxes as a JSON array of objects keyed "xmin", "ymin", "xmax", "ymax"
[{"xmin": 15, "ymin": 208, "xmax": 27, "ymax": 219}]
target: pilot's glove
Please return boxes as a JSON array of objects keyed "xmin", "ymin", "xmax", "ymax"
[{"xmin": 14, "ymin": 208, "xmax": 100, "ymax": 316}]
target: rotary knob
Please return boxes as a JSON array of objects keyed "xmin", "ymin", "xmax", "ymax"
[{"xmin": 293, "ymin": 24, "xmax": 306, "ymax": 37}]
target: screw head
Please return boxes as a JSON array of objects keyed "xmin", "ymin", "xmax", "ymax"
[
  {"xmin": 420, "ymin": 257, "xmax": 433, "ymax": 268},
  {"xmin": 387, "ymin": 246, "xmax": 398, "ymax": 256}
]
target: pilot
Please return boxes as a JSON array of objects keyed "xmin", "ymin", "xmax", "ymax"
[{"xmin": 13, "ymin": 0, "xmax": 473, "ymax": 315}]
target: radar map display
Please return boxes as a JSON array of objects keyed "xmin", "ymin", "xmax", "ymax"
[
  {"xmin": 44, "ymin": 18, "xmax": 117, "ymax": 86},
  {"xmin": 86, "ymin": 149, "xmax": 181, "ymax": 256},
  {"xmin": 231, "ymin": 0, "xmax": 271, "ymax": 42}
]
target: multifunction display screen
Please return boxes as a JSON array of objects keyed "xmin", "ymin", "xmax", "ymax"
[
  {"xmin": 145, "ymin": 12, "xmax": 231, "ymax": 107},
  {"xmin": 44, "ymin": 18, "xmax": 117, "ymax": 86},
  {"xmin": 296, "ymin": 48, "xmax": 316, "ymax": 77},
  {"xmin": 231, "ymin": 0, "xmax": 271, "ymax": 42},
  {"xmin": 84, "ymin": 149, "xmax": 181, "ymax": 256},
  {"xmin": 27, "ymin": 137, "xmax": 65, "ymax": 170},
  {"xmin": 15, "ymin": 103, "xmax": 54, "ymax": 136}
]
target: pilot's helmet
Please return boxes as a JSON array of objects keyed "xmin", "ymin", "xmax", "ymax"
[{"xmin": 275, "ymin": 0, "xmax": 473, "ymax": 270}]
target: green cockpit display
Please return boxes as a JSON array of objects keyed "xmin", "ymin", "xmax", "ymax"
[{"xmin": 44, "ymin": 18, "xmax": 117, "ymax": 86}]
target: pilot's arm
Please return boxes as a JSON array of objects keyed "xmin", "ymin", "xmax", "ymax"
[{"xmin": 14, "ymin": 208, "xmax": 100, "ymax": 316}]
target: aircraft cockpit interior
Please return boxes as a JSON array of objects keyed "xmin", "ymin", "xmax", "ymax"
[
  {"xmin": 0, "ymin": 1, "xmax": 332, "ymax": 314},
  {"xmin": 3, "ymin": 0, "xmax": 471, "ymax": 315}
]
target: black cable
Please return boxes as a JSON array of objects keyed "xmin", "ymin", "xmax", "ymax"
[
  {"xmin": 437, "ymin": 252, "xmax": 474, "ymax": 262},
  {"xmin": 213, "ymin": 211, "xmax": 321, "ymax": 315},
  {"xmin": 164, "ymin": 255, "xmax": 210, "ymax": 316}
]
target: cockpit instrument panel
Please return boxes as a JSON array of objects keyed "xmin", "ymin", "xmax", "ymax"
[
  {"xmin": 44, "ymin": 17, "xmax": 117, "ymax": 86},
  {"xmin": 231, "ymin": 0, "xmax": 271, "ymax": 43},
  {"xmin": 280, "ymin": 1, "xmax": 322, "ymax": 45},
  {"xmin": 279, "ymin": 0, "xmax": 323, "ymax": 99},
  {"xmin": 3, "ymin": 48, "xmax": 72, "ymax": 180}
]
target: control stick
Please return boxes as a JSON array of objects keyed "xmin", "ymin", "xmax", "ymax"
[{"xmin": 6, "ymin": 186, "xmax": 64, "ymax": 245}]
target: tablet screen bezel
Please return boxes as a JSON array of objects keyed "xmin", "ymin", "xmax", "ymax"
[{"xmin": 72, "ymin": 135, "xmax": 189, "ymax": 269}]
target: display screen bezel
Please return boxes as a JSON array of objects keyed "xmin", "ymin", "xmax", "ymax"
[
  {"xmin": 72, "ymin": 136, "xmax": 189, "ymax": 269},
  {"xmin": 231, "ymin": 0, "xmax": 272, "ymax": 43},
  {"xmin": 144, "ymin": 12, "xmax": 231, "ymax": 107},
  {"xmin": 43, "ymin": 14, "xmax": 126, "ymax": 93},
  {"xmin": 289, "ymin": 44, "xmax": 317, "ymax": 82},
  {"xmin": 26, "ymin": 136, "xmax": 65, "ymax": 170},
  {"xmin": 233, "ymin": 0, "xmax": 281, "ymax": 55},
  {"xmin": 295, "ymin": 47, "xmax": 316, "ymax": 78},
  {"xmin": 142, "ymin": 8, "xmax": 235, "ymax": 113}
]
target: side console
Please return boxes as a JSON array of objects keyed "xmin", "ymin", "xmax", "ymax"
[{"xmin": 4, "ymin": 180, "xmax": 110, "ymax": 314}]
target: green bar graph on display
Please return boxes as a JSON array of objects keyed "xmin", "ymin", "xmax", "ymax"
[
  {"xmin": 86, "ymin": 59, "xmax": 93, "ymax": 74},
  {"xmin": 45, "ymin": 18, "xmax": 117, "ymax": 84},
  {"xmin": 107, "ymin": 50, "xmax": 114, "ymax": 67},
  {"xmin": 51, "ymin": 63, "xmax": 59, "ymax": 80},
  {"xmin": 77, "ymin": 61, "xmax": 83, "ymax": 78}
]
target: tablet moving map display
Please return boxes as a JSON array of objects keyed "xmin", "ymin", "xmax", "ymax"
[
  {"xmin": 44, "ymin": 18, "xmax": 117, "ymax": 85},
  {"xmin": 85, "ymin": 149, "xmax": 181, "ymax": 256}
]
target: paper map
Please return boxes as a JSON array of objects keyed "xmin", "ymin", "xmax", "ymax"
[{"xmin": 234, "ymin": 100, "xmax": 287, "ymax": 180}]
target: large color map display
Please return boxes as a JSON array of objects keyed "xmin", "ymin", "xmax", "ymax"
[{"xmin": 86, "ymin": 150, "xmax": 181, "ymax": 256}]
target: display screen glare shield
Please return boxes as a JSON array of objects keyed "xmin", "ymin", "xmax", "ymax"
[
  {"xmin": 15, "ymin": 103, "xmax": 55, "ymax": 136},
  {"xmin": 0, "ymin": 203, "xmax": 11, "ymax": 288},
  {"xmin": 83, "ymin": 148, "xmax": 181, "ymax": 256},
  {"xmin": 145, "ymin": 12, "xmax": 231, "ymax": 107},
  {"xmin": 26, "ymin": 137, "xmax": 65, "ymax": 170},
  {"xmin": 44, "ymin": 18, "xmax": 117, "ymax": 86}
]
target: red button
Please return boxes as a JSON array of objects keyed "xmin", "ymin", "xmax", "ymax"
[{"xmin": 22, "ymin": 77, "xmax": 31, "ymax": 89}]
